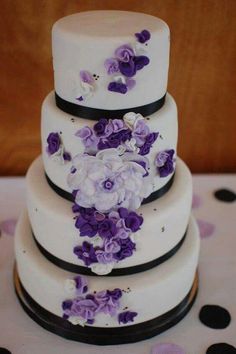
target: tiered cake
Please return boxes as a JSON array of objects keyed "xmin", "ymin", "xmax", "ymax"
[{"xmin": 14, "ymin": 11, "xmax": 200, "ymax": 345}]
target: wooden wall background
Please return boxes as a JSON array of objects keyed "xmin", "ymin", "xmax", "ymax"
[{"xmin": 0, "ymin": 0, "xmax": 236, "ymax": 175}]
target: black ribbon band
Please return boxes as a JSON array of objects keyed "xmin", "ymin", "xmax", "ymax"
[
  {"xmin": 55, "ymin": 92, "xmax": 166, "ymax": 120},
  {"xmin": 45, "ymin": 173, "xmax": 175, "ymax": 205},
  {"xmin": 14, "ymin": 267, "xmax": 198, "ymax": 345},
  {"xmin": 32, "ymin": 227, "xmax": 186, "ymax": 276}
]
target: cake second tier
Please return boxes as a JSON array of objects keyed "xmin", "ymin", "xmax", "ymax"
[{"xmin": 26, "ymin": 155, "xmax": 192, "ymax": 275}]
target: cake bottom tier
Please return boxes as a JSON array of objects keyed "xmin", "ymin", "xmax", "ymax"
[{"xmin": 15, "ymin": 210, "xmax": 200, "ymax": 345}]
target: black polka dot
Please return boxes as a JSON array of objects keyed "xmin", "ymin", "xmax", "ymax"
[
  {"xmin": 199, "ymin": 304, "xmax": 231, "ymax": 329},
  {"xmin": 0, "ymin": 348, "xmax": 12, "ymax": 354},
  {"xmin": 206, "ymin": 343, "xmax": 236, "ymax": 354},
  {"xmin": 214, "ymin": 189, "xmax": 236, "ymax": 203}
]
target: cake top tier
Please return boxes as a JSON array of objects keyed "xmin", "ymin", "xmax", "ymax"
[{"xmin": 52, "ymin": 11, "xmax": 170, "ymax": 112}]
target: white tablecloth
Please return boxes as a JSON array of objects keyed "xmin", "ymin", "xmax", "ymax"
[{"xmin": 0, "ymin": 175, "xmax": 235, "ymax": 354}]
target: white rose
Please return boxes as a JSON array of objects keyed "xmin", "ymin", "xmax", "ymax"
[
  {"xmin": 123, "ymin": 112, "xmax": 144, "ymax": 129},
  {"xmin": 90, "ymin": 263, "xmax": 115, "ymax": 275}
]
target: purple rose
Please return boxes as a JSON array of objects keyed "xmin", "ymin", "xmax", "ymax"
[
  {"xmin": 110, "ymin": 119, "xmax": 127, "ymax": 132},
  {"xmin": 134, "ymin": 55, "xmax": 150, "ymax": 70},
  {"xmin": 159, "ymin": 158, "xmax": 174, "ymax": 177},
  {"xmin": 118, "ymin": 207, "xmax": 129, "ymax": 219},
  {"xmin": 135, "ymin": 29, "xmax": 151, "ymax": 43},
  {"xmin": 73, "ymin": 241, "xmax": 98, "ymax": 266},
  {"xmin": 155, "ymin": 150, "xmax": 169, "ymax": 167},
  {"xmin": 115, "ymin": 44, "xmax": 135, "ymax": 62},
  {"xmin": 80, "ymin": 70, "xmax": 94, "ymax": 84},
  {"xmin": 119, "ymin": 59, "xmax": 137, "ymax": 77},
  {"xmin": 107, "ymin": 288, "xmax": 122, "ymax": 301},
  {"xmin": 97, "ymin": 139, "xmax": 112, "ymax": 150},
  {"xmin": 47, "ymin": 132, "xmax": 61, "ymax": 155},
  {"xmin": 95, "ymin": 290, "xmax": 120, "ymax": 316},
  {"xmin": 132, "ymin": 119, "xmax": 150, "ymax": 146},
  {"xmin": 104, "ymin": 58, "xmax": 120, "ymax": 75},
  {"xmin": 98, "ymin": 219, "xmax": 117, "ymax": 239},
  {"xmin": 118, "ymin": 311, "xmax": 138, "ymax": 324},
  {"xmin": 94, "ymin": 118, "xmax": 109, "ymax": 136},
  {"xmin": 107, "ymin": 133, "xmax": 122, "ymax": 148},
  {"xmin": 74, "ymin": 275, "xmax": 88, "ymax": 294},
  {"xmin": 108, "ymin": 82, "xmax": 128, "ymax": 94},
  {"xmin": 75, "ymin": 216, "xmax": 98, "ymax": 237},
  {"xmin": 124, "ymin": 212, "xmax": 143, "ymax": 232}
]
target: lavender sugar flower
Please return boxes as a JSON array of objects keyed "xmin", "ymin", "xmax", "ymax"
[{"xmin": 155, "ymin": 149, "xmax": 175, "ymax": 178}]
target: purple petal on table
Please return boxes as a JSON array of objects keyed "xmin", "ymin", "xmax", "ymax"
[
  {"xmin": 192, "ymin": 193, "xmax": 202, "ymax": 209},
  {"xmin": 151, "ymin": 343, "xmax": 186, "ymax": 354},
  {"xmin": 0, "ymin": 219, "xmax": 17, "ymax": 236},
  {"xmin": 197, "ymin": 219, "xmax": 215, "ymax": 239}
]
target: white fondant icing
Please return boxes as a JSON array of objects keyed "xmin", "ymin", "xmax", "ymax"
[
  {"xmin": 52, "ymin": 11, "xmax": 169, "ymax": 109},
  {"xmin": 41, "ymin": 92, "xmax": 177, "ymax": 195},
  {"xmin": 15, "ymin": 211, "xmax": 199, "ymax": 327},
  {"xmin": 26, "ymin": 156, "xmax": 192, "ymax": 270}
]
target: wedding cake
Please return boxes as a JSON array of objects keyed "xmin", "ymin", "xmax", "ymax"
[{"xmin": 14, "ymin": 10, "xmax": 200, "ymax": 345}]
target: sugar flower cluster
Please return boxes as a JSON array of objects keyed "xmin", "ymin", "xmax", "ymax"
[
  {"xmin": 46, "ymin": 132, "xmax": 71, "ymax": 164},
  {"xmin": 75, "ymin": 113, "xmax": 158, "ymax": 156},
  {"xmin": 62, "ymin": 275, "xmax": 137, "ymax": 326},
  {"xmin": 72, "ymin": 205, "xmax": 143, "ymax": 275},
  {"xmin": 105, "ymin": 29, "xmax": 151, "ymax": 94}
]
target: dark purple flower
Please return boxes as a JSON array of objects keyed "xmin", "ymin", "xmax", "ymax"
[
  {"xmin": 75, "ymin": 216, "xmax": 98, "ymax": 237},
  {"xmin": 156, "ymin": 149, "xmax": 175, "ymax": 178},
  {"xmin": 124, "ymin": 212, "xmax": 143, "ymax": 232},
  {"xmin": 97, "ymin": 139, "xmax": 112, "ymax": 150},
  {"xmin": 63, "ymin": 151, "xmax": 71, "ymax": 161},
  {"xmin": 62, "ymin": 300, "xmax": 73, "ymax": 311},
  {"xmin": 145, "ymin": 132, "xmax": 158, "ymax": 145},
  {"xmin": 108, "ymin": 82, "xmax": 128, "ymax": 94},
  {"xmin": 94, "ymin": 118, "xmax": 109, "ymax": 136},
  {"xmin": 107, "ymin": 133, "xmax": 121, "ymax": 148},
  {"xmin": 115, "ymin": 44, "xmax": 135, "ymax": 62},
  {"xmin": 135, "ymin": 29, "xmax": 151, "ymax": 43},
  {"xmin": 133, "ymin": 55, "xmax": 150, "ymax": 70},
  {"xmin": 107, "ymin": 288, "xmax": 122, "ymax": 301},
  {"xmin": 138, "ymin": 142, "xmax": 151, "ymax": 156},
  {"xmin": 73, "ymin": 241, "xmax": 98, "ymax": 266},
  {"xmin": 114, "ymin": 237, "xmax": 136, "ymax": 261},
  {"xmin": 87, "ymin": 318, "xmax": 94, "ymax": 325},
  {"xmin": 47, "ymin": 132, "xmax": 61, "ymax": 155},
  {"xmin": 119, "ymin": 59, "xmax": 137, "ymax": 77},
  {"xmin": 98, "ymin": 219, "xmax": 117, "ymax": 239},
  {"xmin": 118, "ymin": 207, "xmax": 129, "ymax": 219},
  {"xmin": 118, "ymin": 311, "xmax": 138, "ymax": 324},
  {"xmin": 74, "ymin": 276, "xmax": 88, "ymax": 294}
]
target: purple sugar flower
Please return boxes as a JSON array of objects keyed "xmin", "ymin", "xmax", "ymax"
[
  {"xmin": 80, "ymin": 70, "xmax": 94, "ymax": 84},
  {"xmin": 95, "ymin": 250, "xmax": 115, "ymax": 264},
  {"xmin": 104, "ymin": 238, "xmax": 121, "ymax": 253},
  {"xmin": 132, "ymin": 119, "xmax": 150, "ymax": 146},
  {"xmin": 95, "ymin": 290, "xmax": 121, "ymax": 316},
  {"xmin": 145, "ymin": 132, "xmax": 158, "ymax": 145},
  {"xmin": 94, "ymin": 118, "xmax": 109, "ymax": 136},
  {"xmin": 111, "ymin": 119, "xmax": 127, "ymax": 132},
  {"xmin": 47, "ymin": 132, "xmax": 61, "ymax": 155},
  {"xmin": 74, "ymin": 276, "xmax": 88, "ymax": 294},
  {"xmin": 73, "ymin": 241, "xmax": 98, "ymax": 266},
  {"xmin": 118, "ymin": 207, "xmax": 129, "ymax": 219},
  {"xmin": 62, "ymin": 300, "xmax": 73, "ymax": 311},
  {"xmin": 70, "ymin": 298, "xmax": 98, "ymax": 320},
  {"xmin": 107, "ymin": 133, "xmax": 121, "ymax": 148},
  {"xmin": 98, "ymin": 219, "xmax": 117, "ymax": 239},
  {"xmin": 115, "ymin": 44, "xmax": 135, "ymax": 62},
  {"xmin": 156, "ymin": 149, "xmax": 175, "ymax": 178},
  {"xmin": 124, "ymin": 212, "xmax": 143, "ymax": 232},
  {"xmin": 76, "ymin": 126, "xmax": 99, "ymax": 151},
  {"xmin": 135, "ymin": 29, "xmax": 151, "ymax": 43},
  {"xmin": 97, "ymin": 139, "xmax": 112, "ymax": 150},
  {"xmin": 119, "ymin": 59, "xmax": 137, "ymax": 77},
  {"xmin": 118, "ymin": 311, "xmax": 138, "ymax": 324},
  {"xmin": 108, "ymin": 288, "xmax": 122, "ymax": 301},
  {"xmin": 104, "ymin": 58, "xmax": 120, "ymax": 75},
  {"xmin": 108, "ymin": 82, "xmax": 128, "ymax": 94},
  {"xmin": 138, "ymin": 142, "xmax": 151, "ymax": 156},
  {"xmin": 115, "ymin": 237, "xmax": 136, "ymax": 261},
  {"xmin": 75, "ymin": 216, "xmax": 98, "ymax": 237},
  {"xmin": 134, "ymin": 55, "xmax": 150, "ymax": 70}
]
